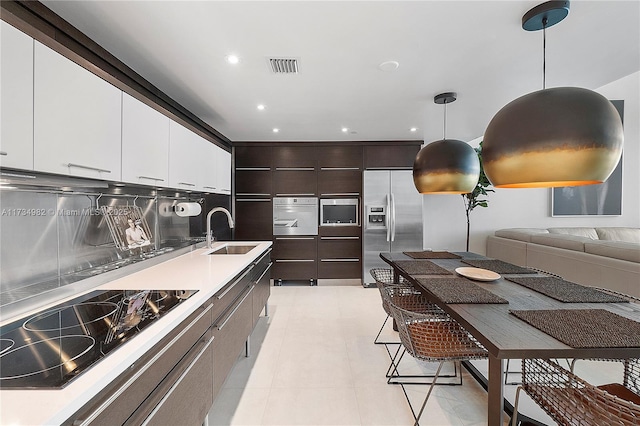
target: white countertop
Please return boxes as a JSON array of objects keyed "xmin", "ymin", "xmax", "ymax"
[{"xmin": 0, "ymin": 241, "xmax": 272, "ymax": 426}]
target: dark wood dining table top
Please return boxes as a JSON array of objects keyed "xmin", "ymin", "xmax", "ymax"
[{"xmin": 379, "ymin": 251, "xmax": 640, "ymax": 360}]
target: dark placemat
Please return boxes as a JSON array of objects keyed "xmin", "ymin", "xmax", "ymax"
[
  {"xmin": 394, "ymin": 260, "xmax": 452, "ymax": 276},
  {"xmin": 505, "ymin": 276, "xmax": 629, "ymax": 303},
  {"xmin": 461, "ymin": 259, "xmax": 535, "ymax": 274},
  {"xmin": 403, "ymin": 251, "xmax": 461, "ymax": 259},
  {"xmin": 510, "ymin": 309, "xmax": 640, "ymax": 348},
  {"xmin": 416, "ymin": 277, "xmax": 508, "ymax": 304}
]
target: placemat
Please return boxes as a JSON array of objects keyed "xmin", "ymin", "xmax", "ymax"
[
  {"xmin": 510, "ymin": 309, "xmax": 640, "ymax": 348},
  {"xmin": 505, "ymin": 276, "xmax": 629, "ymax": 303},
  {"xmin": 403, "ymin": 251, "xmax": 461, "ymax": 259},
  {"xmin": 461, "ymin": 259, "xmax": 536, "ymax": 274},
  {"xmin": 415, "ymin": 277, "xmax": 508, "ymax": 304},
  {"xmin": 394, "ymin": 260, "xmax": 452, "ymax": 276}
]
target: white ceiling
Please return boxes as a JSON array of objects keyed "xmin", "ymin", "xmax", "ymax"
[{"xmin": 40, "ymin": 1, "xmax": 640, "ymax": 144}]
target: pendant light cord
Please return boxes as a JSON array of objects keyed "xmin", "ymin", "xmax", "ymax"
[
  {"xmin": 443, "ymin": 102, "xmax": 447, "ymax": 140},
  {"xmin": 542, "ymin": 17, "xmax": 547, "ymax": 89}
]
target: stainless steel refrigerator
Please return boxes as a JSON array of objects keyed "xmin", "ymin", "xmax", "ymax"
[{"xmin": 362, "ymin": 170, "xmax": 423, "ymax": 286}]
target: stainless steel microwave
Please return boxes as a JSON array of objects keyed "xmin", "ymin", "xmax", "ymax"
[{"xmin": 320, "ymin": 198, "xmax": 359, "ymax": 226}]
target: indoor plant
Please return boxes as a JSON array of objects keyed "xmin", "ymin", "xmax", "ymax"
[{"xmin": 462, "ymin": 142, "xmax": 493, "ymax": 251}]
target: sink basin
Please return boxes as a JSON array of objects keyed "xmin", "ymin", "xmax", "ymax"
[{"xmin": 208, "ymin": 244, "xmax": 257, "ymax": 255}]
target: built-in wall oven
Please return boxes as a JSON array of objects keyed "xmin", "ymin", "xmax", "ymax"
[
  {"xmin": 320, "ymin": 198, "xmax": 359, "ymax": 226},
  {"xmin": 272, "ymin": 197, "xmax": 318, "ymax": 236}
]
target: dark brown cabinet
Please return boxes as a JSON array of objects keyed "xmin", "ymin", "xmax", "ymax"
[
  {"xmin": 318, "ymin": 169, "xmax": 361, "ymax": 196},
  {"xmin": 364, "ymin": 144, "xmax": 420, "ymax": 169},
  {"xmin": 318, "ymin": 227, "xmax": 361, "ymax": 279},
  {"xmin": 235, "ymin": 145, "xmax": 272, "ymax": 169},
  {"xmin": 234, "ymin": 198, "xmax": 272, "ymax": 241},
  {"xmin": 273, "ymin": 169, "xmax": 316, "ymax": 196},
  {"xmin": 272, "ymin": 236, "xmax": 317, "ymax": 282},
  {"xmin": 235, "ymin": 169, "xmax": 272, "ymax": 196},
  {"xmin": 272, "ymin": 146, "xmax": 316, "ymax": 168},
  {"xmin": 317, "ymin": 145, "xmax": 363, "ymax": 169}
]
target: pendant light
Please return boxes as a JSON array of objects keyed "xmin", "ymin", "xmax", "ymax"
[
  {"xmin": 482, "ymin": 0, "xmax": 624, "ymax": 188},
  {"xmin": 413, "ymin": 92, "xmax": 480, "ymax": 194}
]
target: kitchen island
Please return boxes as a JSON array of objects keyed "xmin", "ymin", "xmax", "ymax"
[{"xmin": 0, "ymin": 241, "xmax": 272, "ymax": 426}]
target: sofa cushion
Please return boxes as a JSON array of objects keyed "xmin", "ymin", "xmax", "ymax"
[
  {"xmin": 585, "ymin": 240, "xmax": 640, "ymax": 263},
  {"xmin": 547, "ymin": 227, "xmax": 598, "ymax": 239},
  {"xmin": 595, "ymin": 227, "xmax": 640, "ymax": 243},
  {"xmin": 495, "ymin": 228, "xmax": 549, "ymax": 242},
  {"xmin": 530, "ymin": 234, "xmax": 592, "ymax": 252}
]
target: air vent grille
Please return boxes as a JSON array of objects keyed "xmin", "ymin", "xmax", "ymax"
[{"xmin": 269, "ymin": 58, "xmax": 299, "ymax": 74}]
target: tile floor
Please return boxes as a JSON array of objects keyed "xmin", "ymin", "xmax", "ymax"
[{"xmin": 208, "ymin": 283, "xmax": 613, "ymax": 425}]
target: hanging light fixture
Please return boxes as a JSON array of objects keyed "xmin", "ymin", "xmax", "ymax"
[
  {"xmin": 413, "ymin": 92, "xmax": 480, "ymax": 194},
  {"xmin": 482, "ymin": 0, "xmax": 623, "ymax": 188}
]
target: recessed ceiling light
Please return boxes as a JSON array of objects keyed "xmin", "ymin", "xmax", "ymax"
[
  {"xmin": 226, "ymin": 54, "xmax": 240, "ymax": 64},
  {"xmin": 378, "ymin": 60, "xmax": 400, "ymax": 72},
  {"xmin": 341, "ymin": 127, "xmax": 348, "ymax": 133},
  {"xmin": 410, "ymin": 127, "xmax": 418, "ymax": 132},
  {"xmin": 257, "ymin": 104, "xmax": 265, "ymax": 110},
  {"xmin": 273, "ymin": 128, "xmax": 279, "ymax": 133}
]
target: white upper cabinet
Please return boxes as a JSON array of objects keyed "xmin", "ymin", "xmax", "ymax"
[
  {"xmin": 199, "ymin": 138, "xmax": 218, "ymax": 193},
  {"xmin": 169, "ymin": 121, "xmax": 201, "ymax": 190},
  {"xmin": 121, "ymin": 93, "xmax": 170, "ymax": 186},
  {"xmin": 1, "ymin": 21, "xmax": 34, "ymax": 170},
  {"xmin": 34, "ymin": 41, "xmax": 122, "ymax": 180},
  {"xmin": 215, "ymin": 146, "xmax": 232, "ymax": 194}
]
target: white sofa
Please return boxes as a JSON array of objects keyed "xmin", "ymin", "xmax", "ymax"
[{"xmin": 486, "ymin": 227, "xmax": 640, "ymax": 297}]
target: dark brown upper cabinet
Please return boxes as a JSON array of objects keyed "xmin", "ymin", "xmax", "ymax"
[
  {"xmin": 235, "ymin": 170, "xmax": 272, "ymax": 196},
  {"xmin": 364, "ymin": 144, "xmax": 421, "ymax": 169},
  {"xmin": 235, "ymin": 145, "xmax": 272, "ymax": 169},
  {"xmin": 272, "ymin": 146, "xmax": 316, "ymax": 169},
  {"xmin": 317, "ymin": 169, "xmax": 361, "ymax": 196},
  {"xmin": 317, "ymin": 145, "xmax": 363, "ymax": 169},
  {"xmin": 273, "ymin": 170, "xmax": 317, "ymax": 196}
]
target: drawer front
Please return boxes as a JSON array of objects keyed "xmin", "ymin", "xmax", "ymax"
[
  {"xmin": 212, "ymin": 286, "xmax": 254, "ymax": 397},
  {"xmin": 318, "ymin": 237, "xmax": 361, "ymax": 258},
  {"xmin": 272, "ymin": 237, "xmax": 317, "ymax": 259},
  {"xmin": 273, "ymin": 170, "xmax": 316, "ymax": 196},
  {"xmin": 235, "ymin": 199, "xmax": 273, "ymax": 241},
  {"xmin": 318, "ymin": 169, "xmax": 361, "ymax": 196},
  {"xmin": 235, "ymin": 169, "xmax": 272, "ymax": 195},
  {"xmin": 318, "ymin": 259, "xmax": 361, "ymax": 279},
  {"xmin": 272, "ymin": 259, "xmax": 317, "ymax": 280},
  {"xmin": 211, "ymin": 266, "xmax": 252, "ymax": 324}
]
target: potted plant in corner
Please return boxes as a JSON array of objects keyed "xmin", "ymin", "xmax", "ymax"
[{"xmin": 462, "ymin": 141, "xmax": 494, "ymax": 251}]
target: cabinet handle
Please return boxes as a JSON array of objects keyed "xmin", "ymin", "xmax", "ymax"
[
  {"xmin": 1, "ymin": 171, "xmax": 36, "ymax": 179},
  {"xmin": 0, "ymin": 151, "xmax": 7, "ymax": 156},
  {"xmin": 255, "ymin": 262, "xmax": 273, "ymax": 283},
  {"xmin": 67, "ymin": 163, "xmax": 111, "ymax": 173},
  {"xmin": 217, "ymin": 286, "xmax": 254, "ymax": 330},
  {"xmin": 237, "ymin": 198, "xmax": 271, "ymax": 202},
  {"xmin": 253, "ymin": 248, "xmax": 273, "ymax": 266},
  {"xmin": 236, "ymin": 167, "xmax": 271, "ymax": 171},
  {"xmin": 275, "ymin": 237, "xmax": 314, "ymax": 240},
  {"xmin": 138, "ymin": 175, "xmax": 165, "ymax": 182},
  {"xmin": 320, "ymin": 167, "xmax": 360, "ymax": 171},
  {"xmin": 237, "ymin": 193, "xmax": 271, "ymax": 196},
  {"xmin": 275, "ymin": 167, "xmax": 314, "ymax": 171},
  {"xmin": 320, "ymin": 236, "xmax": 359, "ymax": 240},
  {"xmin": 216, "ymin": 266, "xmax": 253, "ymax": 299},
  {"xmin": 275, "ymin": 193, "xmax": 315, "ymax": 196},
  {"xmin": 320, "ymin": 193, "xmax": 360, "ymax": 196},
  {"xmin": 203, "ymin": 186, "xmax": 217, "ymax": 190},
  {"xmin": 320, "ymin": 258, "xmax": 359, "ymax": 262},
  {"xmin": 275, "ymin": 259, "xmax": 314, "ymax": 263},
  {"xmin": 177, "ymin": 182, "xmax": 196, "ymax": 187}
]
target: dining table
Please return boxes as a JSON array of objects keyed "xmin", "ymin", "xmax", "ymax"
[{"xmin": 380, "ymin": 251, "xmax": 640, "ymax": 426}]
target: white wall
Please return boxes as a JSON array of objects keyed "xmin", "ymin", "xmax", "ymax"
[{"xmin": 422, "ymin": 71, "xmax": 640, "ymax": 254}]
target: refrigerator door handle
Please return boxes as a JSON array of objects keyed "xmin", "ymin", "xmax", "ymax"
[
  {"xmin": 385, "ymin": 194, "xmax": 391, "ymax": 242},
  {"xmin": 390, "ymin": 193, "xmax": 396, "ymax": 242}
]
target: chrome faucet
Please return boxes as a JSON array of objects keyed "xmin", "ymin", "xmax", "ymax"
[{"xmin": 206, "ymin": 207, "xmax": 235, "ymax": 248}]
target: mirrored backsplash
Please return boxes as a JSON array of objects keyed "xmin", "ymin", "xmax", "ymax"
[{"xmin": 0, "ymin": 172, "xmax": 230, "ymax": 309}]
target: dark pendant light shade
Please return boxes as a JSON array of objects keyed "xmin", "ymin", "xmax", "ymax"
[
  {"xmin": 483, "ymin": 87, "xmax": 623, "ymax": 188},
  {"xmin": 413, "ymin": 92, "xmax": 480, "ymax": 194},
  {"xmin": 482, "ymin": 0, "xmax": 624, "ymax": 188}
]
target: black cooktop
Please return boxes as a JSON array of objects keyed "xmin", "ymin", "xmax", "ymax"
[{"xmin": 0, "ymin": 289, "xmax": 197, "ymax": 389}]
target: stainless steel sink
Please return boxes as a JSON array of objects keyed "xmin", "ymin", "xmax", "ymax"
[{"xmin": 208, "ymin": 244, "xmax": 257, "ymax": 255}]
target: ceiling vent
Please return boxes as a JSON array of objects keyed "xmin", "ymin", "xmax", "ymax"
[{"xmin": 268, "ymin": 58, "xmax": 299, "ymax": 74}]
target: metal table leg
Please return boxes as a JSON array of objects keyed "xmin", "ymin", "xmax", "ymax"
[{"xmin": 487, "ymin": 355, "xmax": 505, "ymax": 425}]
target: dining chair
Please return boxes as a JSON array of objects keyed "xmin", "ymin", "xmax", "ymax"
[
  {"xmin": 382, "ymin": 285, "xmax": 489, "ymax": 425},
  {"xmin": 512, "ymin": 358, "xmax": 640, "ymax": 426},
  {"xmin": 370, "ymin": 268, "xmax": 411, "ymax": 345}
]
